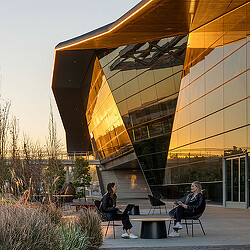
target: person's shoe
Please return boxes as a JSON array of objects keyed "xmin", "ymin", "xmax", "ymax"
[
  {"xmin": 122, "ymin": 232, "xmax": 129, "ymax": 238},
  {"xmin": 128, "ymin": 233, "xmax": 138, "ymax": 239},
  {"xmin": 168, "ymin": 230, "xmax": 180, "ymax": 237},
  {"xmin": 173, "ymin": 222, "xmax": 183, "ymax": 230}
]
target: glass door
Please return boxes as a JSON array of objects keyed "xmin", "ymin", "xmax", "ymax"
[{"xmin": 224, "ymin": 154, "xmax": 248, "ymax": 208}]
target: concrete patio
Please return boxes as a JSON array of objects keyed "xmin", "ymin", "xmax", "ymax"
[{"xmin": 99, "ymin": 200, "xmax": 250, "ymax": 250}]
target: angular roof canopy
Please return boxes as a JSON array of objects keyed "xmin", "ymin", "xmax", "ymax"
[{"xmin": 55, "ymin": 0, "xmax": 249, "ymax": 51}]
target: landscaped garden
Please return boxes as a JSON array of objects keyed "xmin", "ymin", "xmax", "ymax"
[{"xmin": 0, "ymin": 201, "xmax": 103, "ymax": 250}]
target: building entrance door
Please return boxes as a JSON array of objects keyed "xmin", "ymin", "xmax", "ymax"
[{"xmin": 223, "ymin": 154, "xmax": 249, "ymax": 208}]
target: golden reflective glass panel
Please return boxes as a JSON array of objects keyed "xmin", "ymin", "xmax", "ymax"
[
  {"xmin": 224, "ymin": 100, "xmax": 247, "ymax": 132},
  {"xmin": 86, "ymin": 58, "xmax": 132, "ymax": 159}
]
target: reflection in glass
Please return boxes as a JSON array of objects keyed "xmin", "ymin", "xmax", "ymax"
[
  {"xmin": 240, "ymin": 157, "xmax": 245, "ymax": 202},
  {"xmin": 233, "ymin": 159, "xmax": 239, "ymax": 202},
  {"xmin": 166, "ymin": 2, "xmax": 250, "ymax": 203},
  {"xmin": 140, "ymin": 86, "xmax": 158, "ymax": 107},
  {"xmin": 95, "ymin": 36, "xmax": 187, "ymax": 193},
  {"xmin": 190, "ymin": 119, "xmax": 205, "ymax": 143},
  {"xmin": 205, "ymin": 158, "xmax": 222, "ymax": 182},
  {"xmin": 224, "ymin": 101, "xmax": 247, "ymax": 132},
  {"xmin": 205, "ymin": 63, "xmax": 223, "ymax": 93},
  {"xmin": 190, "ymin": 140, "xmax": 206, "ymax": 160},
  {"xmin": 206, "ymin": 111, "xmax": 223, "ymax": 138},
  {"xmin": 205, "ymin": 87, "xmax": 223, "ymax": 115},
  {"xmin": 124, "ymin": 78, "xmax": 140, "ymax": 97},
  {"xmin": 155, "ymin": 77, "xmax": 176, "ymax": 100},
  {"xmin": 86, "ymin": 58, "xmax": 133, "ymax": 161},
  {"xmin": 223, "ymin": 74, "xmax": 247, "ymax": 107},
  {"xmin": 223, "ymin": 44, "xmax": 246, "ymax": 83},
  {"xmin": 226, "ymin": 159, "xmax": 232, "ymax": 201},
  {"xmin": 190, "ymin": 97, "xmax": 205, "ymax": 123}
]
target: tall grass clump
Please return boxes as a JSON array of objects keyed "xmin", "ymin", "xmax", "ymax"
[
  {"xmin": 41, "ymin": 203, "xmax": 63, "ymax": 224},
  {"xmin": 0, "ymin": 204, "xmax": 60, "ymax": 250},
  {"xmin": 60, "ymin": 222, "xmax": 89, "ymax": 250},
  {"xmin": 77, "ymin": 209, "xmax": 103, "ymax": 249}
]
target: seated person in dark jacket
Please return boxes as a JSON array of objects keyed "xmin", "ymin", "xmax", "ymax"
[
  {"xmin": 168, "ymin": 181, "xmax": 206, "ymax": 237},
  {"xmin": 100, "ymin": 182, "xmax": 138, "ymax": 239}
]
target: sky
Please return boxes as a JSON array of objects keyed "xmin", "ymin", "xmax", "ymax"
[{"xmin": 0, "ymin": 0, "xmax": 141, "ymax": 149}]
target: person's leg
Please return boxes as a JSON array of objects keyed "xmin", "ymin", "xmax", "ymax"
[
  {"xmin": 169, "ymin": 207, "xmax": 196, "ymax": 237},
  {"xmin": 172, "ymin": 206, "xmax": 185, "ymax": 233},
  {"xmin": 112, "ymin": 213, "xmax": 132, "ymax": 235},
  {"xmin": 169, "ymin": 209, "xmax": 181, "ymax": 237},
  {"xmin": 175, "ymin": 205, "xmax": 185, "ymax": 223},
  {"xmin": 121, "ymin": 213, "xmax": 132, "ymax": 232},
  {"xmin": 172, "ymin": 209, "xmax": 178, "ymax": 232},
  {"xmin": 116, "ymin": 213, "xmax": 137, "ymax": 238},
  {"xmin": 182, "ymin": 209, "xmax": 197, "ymax": 218}
]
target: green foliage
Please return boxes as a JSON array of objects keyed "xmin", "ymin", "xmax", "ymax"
[
  {"xmin": 60, "ymin": 222, "xmax": 89, "ymax": 250},
  {"xmin": 0, "ymin": 199, "xmax": 16, "ymax": 205},
  {"xmin": 44, "ymin": 158, "xmax": 66, "ymax": 192},
  {"xmin": 77, "ymin": 209, "xmax": 103, "ymax": 249},
  {"xmin": 76, "ymin": 190, "xmax": 85, "ymax": 199},
  {"xmin": 72, "ymin": 158, "xmax": 92, "ymax": 189}
]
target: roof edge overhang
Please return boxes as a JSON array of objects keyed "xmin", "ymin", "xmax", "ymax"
[
  {"xmin": 55, "ymin": 0, "xmax": 154, "ymax": 51},
  {"xmin": 55, "ymin": 0, "xmax": 250, "ymax": 52}
]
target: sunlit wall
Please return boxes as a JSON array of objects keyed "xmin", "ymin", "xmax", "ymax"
[{"xmin": 165, "ymin": 3, "xmax": 250, "ymax": 202}]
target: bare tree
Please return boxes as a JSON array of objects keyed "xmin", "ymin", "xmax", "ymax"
[
  {"xmin": 9, "ymin": 116, "xmax": 22, "ymax": 197},
  {"xmin": 9, "ymin": 116, "xmax": 21, "ymax": 168},
  {"xmin": 0, "ymin": 98, "xmax": 11, "ymax": 189},
  {"xmin": 46, "ymin": 100, "xmax": 62, "ymax": 158},
  {"xmin": 43, "ymin": 101, "xmax": 65, "ymax": 200}
]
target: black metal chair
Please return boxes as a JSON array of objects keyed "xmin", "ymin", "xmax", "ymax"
[
  {"xmin": 168, "ymin": 198, "xmax": 206, "ymax": 237},
  {"xmin": 148, "ymin": 195, "xmax": 167, "ymax": 215},
  {"xmin": 168, "ymin": 211, "xmax": 206, "ymax": 237},
  {"xmin": 182, "ymin": 212, "xmax": 206, "ymax": 237},
  {"xmin": 94, "ymin": 200, "xmax": 122, "ymax": 239}
]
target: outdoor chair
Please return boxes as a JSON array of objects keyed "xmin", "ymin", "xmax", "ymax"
[
  {"xmin": 94, "ymin": 200, "xmax": 122, "ymax": 239},
  {"xmin": 182, "ymin": 212, "xmax": 206, "ymax": 237},
  {"xmin": 168, "ymin": 196, "xmax": 206, "ymax": 237},
  {"xmin": 148, "ymin": 195, "xmax": 167, "ymax": 215},
  {"xmin": 168, "ymin": 211, "xmax": 206, "ymax": 237}
]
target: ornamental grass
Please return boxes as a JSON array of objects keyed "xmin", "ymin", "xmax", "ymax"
[
  {"xmin": 60, "ymin": 222, "xmax": 89, "ymax": 250},
  {"xmin": 77, "ymin": 208, "xmax": 103, "ymax": 250},
  {"xmin": 0, "ymin": 203, "xmax": 102, "ymax": 250},
  {"xmin": 0, "ymin": 204, "xmax": 60, "ymax": 250},
  {"xmin": 41, "ymin": 203, "xmax": 63, "ymax": 224}
]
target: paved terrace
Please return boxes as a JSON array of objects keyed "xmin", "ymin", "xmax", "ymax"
[{"xmin": 96, "ymin": 199, "xmax": 250, "ymax": 250}]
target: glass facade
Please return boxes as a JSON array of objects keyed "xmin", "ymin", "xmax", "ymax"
[
  {"xmin": 91, "ymin": 36, "xmax": 187, "ymax": 192},
  {"xmin": 165, "ymin": 3, "xmax": 250, "ymax": 202},
  {"xmin": 86, "ymin": 57, "xmax": 133, "ymax": 162},
  {"xmin": 53, "ymin": 0, "xmax": 250, "ymax": 204}
]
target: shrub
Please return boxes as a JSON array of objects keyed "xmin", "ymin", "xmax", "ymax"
[
  {"xmin": 41, "ymin": 203, "xmax": 63, "ymax": 224},
  {"xmin": 60, "ymin": 222, "xmax": 89, "ymax": 250},
  {"xmin": 0, "ymin": 204, "xmax": 60, "ymax": 250},
  {"xmin": 77, "ymin": 209, "xmax": 103, "ymax": 249}
]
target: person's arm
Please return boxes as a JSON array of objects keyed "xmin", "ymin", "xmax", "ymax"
[
  {"xmin": 101, "ymin": 194, "xmax": 118, "ymax": 213},
  {"xmin": 186, "ymin": 193, "xmax": 204, "ymax": 211},
  {"xmin": 175, "ymin": 195, "xmax": 188, "ymax": 205}
]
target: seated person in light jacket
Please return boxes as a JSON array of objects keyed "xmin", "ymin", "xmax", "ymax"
[
  {"xmin": 100, "ymin": 182, "xmax": 138, "ymax": 239},
  {"xmin": 168, "ymin": 181, "xmax": 206, "ymax": 237}
]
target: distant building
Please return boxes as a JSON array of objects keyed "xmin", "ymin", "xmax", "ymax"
[{"xmin": 52, "ymin": 0, "xmax": 250, "ymax": 208}]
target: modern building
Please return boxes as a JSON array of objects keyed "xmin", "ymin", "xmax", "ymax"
[{"xmin": 52, "ymin": 0, "xmax": 250, "ymax": 208}]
